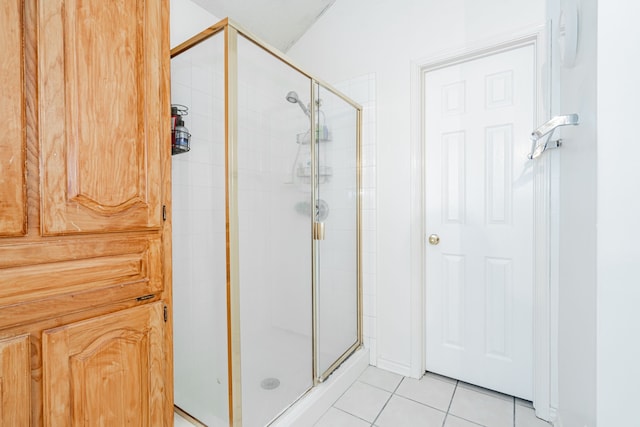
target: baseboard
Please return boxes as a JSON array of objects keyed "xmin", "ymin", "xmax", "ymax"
[{"xmin": 375, "ymin": 357, "xmax": 412, "ymax": 377}]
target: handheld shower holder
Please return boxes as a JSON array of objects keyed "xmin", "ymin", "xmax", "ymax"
[{"xmin": 528, "ymin": 114, "xmax": 579, "ymax": 159}]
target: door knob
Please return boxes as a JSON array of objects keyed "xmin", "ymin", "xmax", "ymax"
[{"xmin": 428, "ymin": 234, "xmax": 440, "ymax": 245}]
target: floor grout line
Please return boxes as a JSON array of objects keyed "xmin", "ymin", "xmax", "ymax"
[
  {"xmin": 369, "ymin": 376, "xmax": 403, "ymax": 426},
  {"xmin": 369, "ymin": 392, "xmax": 393, "ymax": 426},
  {"xmin": 332, "ymin": 406, "xmax": 372, "ymax": 425},
  {"xmin": 441, "ymin": 380, "xmax": 459, "ymax": 427}
]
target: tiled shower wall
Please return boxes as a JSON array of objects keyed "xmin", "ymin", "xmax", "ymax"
[
  {"xmin": 171, "ymin": 36, "xmax": 229, "ymax": 426},
  {"xmin": 334, "ymin": 73, "xmax": 377, "ymax": 366}
]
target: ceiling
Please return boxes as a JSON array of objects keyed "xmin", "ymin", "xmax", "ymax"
[{"xmin": 190, "ymin": 0, "xmax": 336, "ymax": 52}]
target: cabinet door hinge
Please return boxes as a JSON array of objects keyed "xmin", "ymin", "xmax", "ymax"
[
  {"xmin": 164, "ymin": 305, "xmax": 168, "ymax": 322},
  {"xmin": 162, "ymin": 205, "xmax": 167, "ymax": 221}
]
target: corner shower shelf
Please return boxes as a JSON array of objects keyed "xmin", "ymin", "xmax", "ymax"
[
  {"xmin": 296, "ymin": 165, "xmax": 333, "ymax": 184},
  {"xmin": 296, "ymin": 130, "xmax": 332, "ymax": 145}
]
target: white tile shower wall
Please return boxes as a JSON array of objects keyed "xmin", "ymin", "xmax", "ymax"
[
  {"xmin": 334, "ymin": 73, "xmax": 377, "ymax": 366},
  {"xmin": 171, "ymin": 42, "xmax": 229, "ymax": 427}
]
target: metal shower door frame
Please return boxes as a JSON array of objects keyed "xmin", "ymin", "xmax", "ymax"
[{"xmin": 171, "ymin": 18, "xmax": 363, "ymax": 426}]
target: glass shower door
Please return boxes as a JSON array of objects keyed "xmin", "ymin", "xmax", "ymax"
[
  {"xmin": 235, "ymin": 34, "xmax": 314, "ymax": 427},
  {"xmin": 171, "ymin": 21, "xmax": 362, "ymax": 427},
  {"xmin": 314, "ymin": 83, "xmax": 361, "ymax": 380}
]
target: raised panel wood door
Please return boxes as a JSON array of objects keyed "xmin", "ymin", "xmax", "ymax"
[
  {"xmin": 38, "ymin": 0, "xmax": 165, "ymax": 235},
  {"xmin": 42, "ymin": 302, "xmax": 165, "ymax": 426},
  {"xmin": 0, "ymin": 0, "xmax": 27, "ymax": 237},
  {"xmin": 0, "ymin": 335, "xmax": 31, "ymax": 426}
]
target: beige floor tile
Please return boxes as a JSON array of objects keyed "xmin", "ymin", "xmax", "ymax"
[
  {"xmin": 515, "ymin": 405, "xmax": 552, "ymax": 427},
  {"xmin": 457, "ymin": 381, "xmax": 514, "ymax": 402},
  {"xmin": 516, "ymin": 398, "xmax": 534, "ymax": 408},
  {"xmin": 375, "ymin": 395, "xmax": 445, "ymax": 427},
  {"xmin": 449, "ymin": 386, "xmax": 514, "ymax": 427},
  {"xmin": 314, "ymin": 407, "xmax": 371, "ymax": 427},
  {"xmin": 358, "ymin": 365, "xmax": 404, "ymax": 392},
  {"xmin": 444, "ymin": 415, "xmax": 484, "ymax": 427},
  {"xmin": 395, "ymin": 375, "xmax": 456, "ymax": 411},
  {"xmin": 334, "ymin": 381, "xmax": 391, "ymax": 423},
  {"xmin": 424, "ymin": 371, "xmax": 458, "ymax": 385}
]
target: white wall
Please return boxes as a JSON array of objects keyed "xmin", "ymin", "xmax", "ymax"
[
  {"xmin": 550, "ymin": 0, "xmax": 598, "ymax": 424},
  {"xmin": 289, "ymin": 0, "xmax": 545, "ymax": 375},
  {"xmin": 552, "ymin": 1, "xmax": 640, "ymax": 425},
  {"xmin": 170, "ymin": 0, "xmax": 219, "ymax": 48},
  {"xmin": 597, "ymin": 0, "xmax": 640, "ymax": 424}
]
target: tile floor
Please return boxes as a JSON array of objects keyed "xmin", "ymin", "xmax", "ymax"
[
  {"xmin": 314, "ymin": 366, "xmax": 551, "ymax": 427},
  {"xmin": 174, "ymin": 365, "xmax": 552, "ymax": 427}
]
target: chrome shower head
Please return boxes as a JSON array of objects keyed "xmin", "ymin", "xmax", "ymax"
[
  {"xmin": 285, "ymin": 91, "xmax": 310, "ymax": 117},
  {"xmin": 286, "ymin": 91, "xmax": 299, "ymax": 103}
]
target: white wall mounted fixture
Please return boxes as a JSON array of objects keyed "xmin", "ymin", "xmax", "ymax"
[{"xmin": 558, "ymin": 0, "xmax": 579, "ymax": 68}]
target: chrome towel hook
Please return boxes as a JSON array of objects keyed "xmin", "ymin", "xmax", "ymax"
[{"xmin": 528, "ymin": 114, "xmax": 579, "ymax": 159}]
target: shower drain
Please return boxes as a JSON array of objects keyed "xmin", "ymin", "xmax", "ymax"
[{"xmin": 260, "ymin": 377, "xmax": 280, "ymax": 390}]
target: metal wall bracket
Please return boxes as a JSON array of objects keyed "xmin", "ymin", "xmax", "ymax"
[{"xmin": 528, "ymin": 114, "xmax": 579, "ymax": 159}]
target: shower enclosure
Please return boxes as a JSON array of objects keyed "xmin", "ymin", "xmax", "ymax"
[{"xmin": 170, "ymin": 19, "xmax": 361, "ymax": 426}]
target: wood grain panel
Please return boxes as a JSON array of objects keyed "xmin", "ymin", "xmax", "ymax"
[
  {"xmin": 0, "ymin": 0, "xmax": 27, "ymax": 236},
  {"xmin": 38, "ymin": 0, "xmax": 164, "ymax": 235},
  {"xmin": 0, "ymin": 298, "xmax": 163, "ymax": 426},
  {"xmin": 71, "ymin": 330, "xmax": 150, "ymax": 424},
  {"xmin": 0, "ymin": 236, "xmax": 163, "ymax": 327},
  {"xmin": 0, "ymin": 335, "xmax": 30, "ymax": 425},
  {"xmin": 43, "ymin": 303, "xmax": 165, "ymax": 426},
  {"xmin": 0, "ymin": 235, "xmax": 156, "ymax": 268},
  {"xmin": 1, "ymin": 255, "xmax": 147, "ymax": 305}
]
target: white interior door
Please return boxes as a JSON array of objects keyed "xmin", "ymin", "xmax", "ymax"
[{"xmin": 424, "ymin": 44, "xmax": 535, "ymax": 400}]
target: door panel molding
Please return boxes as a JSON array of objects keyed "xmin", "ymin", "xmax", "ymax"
[
  {"xmin": 42, "ymin": 302, "xmax": 165, "ymax": 426},
  {"xmin": 409, "ymin": 25, "xmax": 554, "ymax": 420},
  {"xmin": 38, "ymin": 0, "xmax": 163, "ymax": 235},
  {"xmin": 0, "ymin": 335, "xmax": 31, "ymax": 425},
  {"xmin": 0, "ymin": 0, "xmax": 27, "ymax": 237}
]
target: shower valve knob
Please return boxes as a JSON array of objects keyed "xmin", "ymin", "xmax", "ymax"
[{"xmin": 428, "ymin": 234, "xmax": 440, "ymax": 245}]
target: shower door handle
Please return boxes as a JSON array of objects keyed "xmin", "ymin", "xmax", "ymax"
[{"xmin": 313, "ymin": 222, "xmax": 325, "ymax": 240}]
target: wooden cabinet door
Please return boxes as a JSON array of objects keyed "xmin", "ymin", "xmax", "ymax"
[
  {"xmin": 0, "ymin": 0, "xmax": 27, "ymax": 237},
  {"xmin": 0, "ymin": 335, "xmax": 31, "ymax": 426},
  {"xmin": 42, "ymin": 302, "xmax": 166, "ymax": 426},
  {"xmin": 38, "ymin": 0, "xmax": 166, "ymax": 235}
]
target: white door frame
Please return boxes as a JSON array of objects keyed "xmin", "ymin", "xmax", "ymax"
[{"xmin": 408, "ymin": 25, "xmax": 557, "ymax": 421}]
